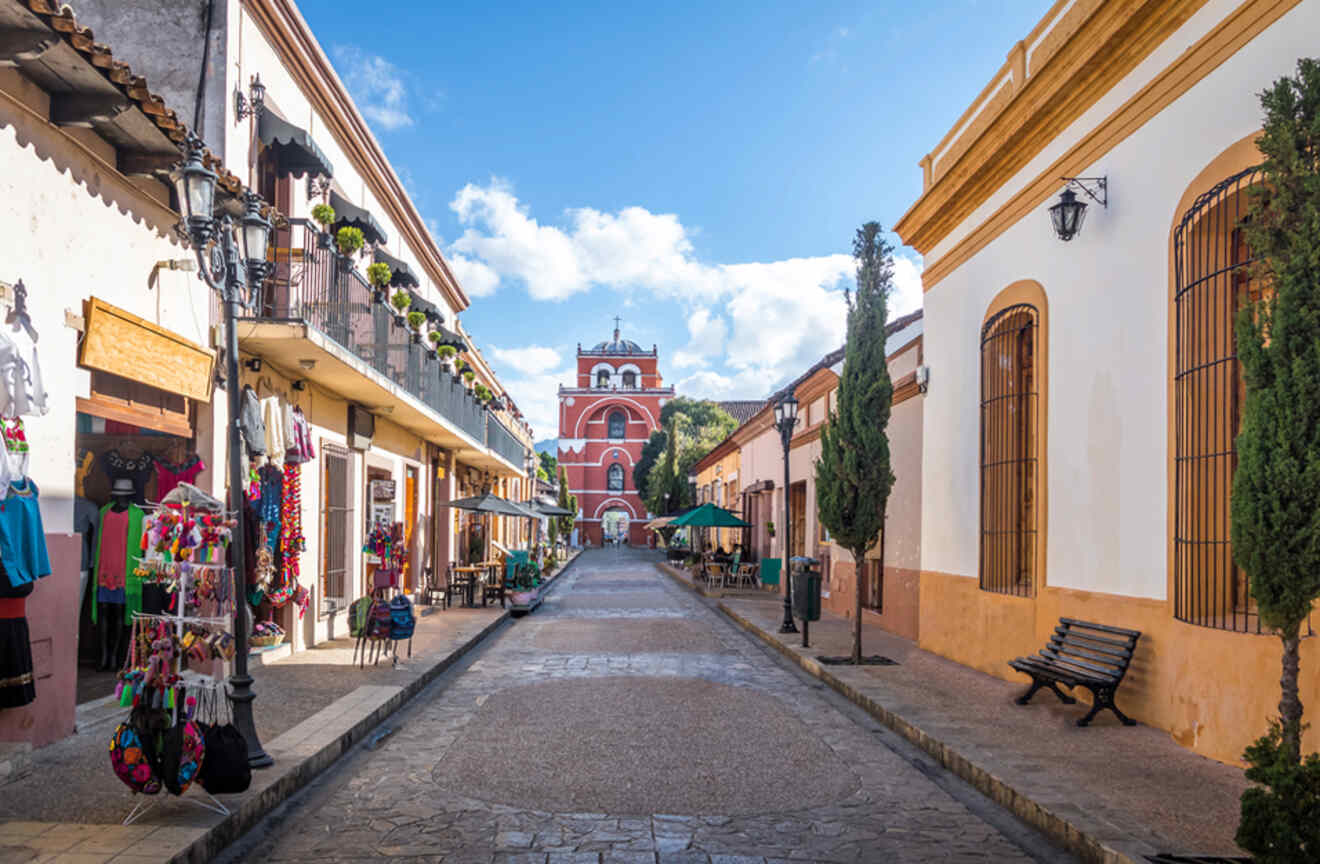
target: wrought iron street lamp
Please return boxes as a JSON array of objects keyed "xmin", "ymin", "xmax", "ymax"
[
  {"xmin": 171, "ymin": 134, "xmax": 274, "ymax": 768},
  {"xmin": 774, "ymin": 393, "xmax": 799, "ymax": 634},
  {"xmin": 1049, "ymin": 177, "xmax": 1107, "ymax": 241}
]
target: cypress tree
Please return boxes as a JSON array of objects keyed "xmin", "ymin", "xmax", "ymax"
[
  {"xmin": 1233, "ymin": 58, "xmax": 1320, "ymax": 862},
  {"xmin": 815, "ymin": 222, "xmax": 896, "ymax": 664}
]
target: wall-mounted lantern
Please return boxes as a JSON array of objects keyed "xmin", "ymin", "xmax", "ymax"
[
  {"xmin": 1049, "ymin": 177, "xmax": 1107, "ymax": 241},
  {"xmin": 235, "ymin": 73, "xmax": 266, "ymax": 122}
]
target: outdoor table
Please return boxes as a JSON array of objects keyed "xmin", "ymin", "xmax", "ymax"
[{"xmin": 452, "ymin": 565, "xmax": 484, "ymax": 607}]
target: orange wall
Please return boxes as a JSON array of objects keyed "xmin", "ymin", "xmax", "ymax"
[{"xmin": 918, "ymin": 569, "xmax": 1320, "ymax": 764}]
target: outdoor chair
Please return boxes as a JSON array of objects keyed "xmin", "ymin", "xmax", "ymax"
[{"xmin": 420, "ymin": 566, "xmax": 447, "ymax": 608}]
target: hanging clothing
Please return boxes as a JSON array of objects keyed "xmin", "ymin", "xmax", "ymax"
[
  {"xmin": 280, "ymin": 462, "xmax": 303, "ymax": 589},
  {"xmin": 0, "ymin": 327, "xmax": 47, "ymax": 418},
  {"xmin": 101, "ymin": 450, "xmax": 154, "ymax": 504},
  {"xmin": 0, "ymin": 576, "xmax": 35, "ymax": 709},
  {"xmin": 289, "ymin": 406, "xmax": 316, "ymax": 464},
  {"xmin": 154, "ymin": 455, "xmax": 205, "ymax": 498},
  {"xmin": 0, "ymin": 480, "xmax": 50, "ymax": 588},
  {"xmin": 97, "ymin": 508, "xmax": 129, "ymax": 603},
  {"xmin": 0, "ymin": 419, "xmax": 29, "ymax": 501},
  {"xmin": 92, "ymin": 501, "xmax": 144, "ymax": 622},
  {"xmin": 75, "ymin": 450, "xmax": 95, "ymax": 498},
  {"xmin": 260, "ymin": 397, "xmax": 285, "ymax": 467},
  {"xmin": 240, "ymin": 386, "xmax": 266, "ymax": 458},
  {"xmin": 74, "ymin": 496, "xmax": 99, "ymax": 573}
]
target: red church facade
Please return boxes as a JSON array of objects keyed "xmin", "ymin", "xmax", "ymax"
[{"xmin": 558, "ymin": 328, "xmax": 672, "ymax": 546}]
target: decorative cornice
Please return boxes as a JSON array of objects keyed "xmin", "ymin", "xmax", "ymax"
[
  {"xmin": 894, "ymin": 0, "xmax": 1210, "ymax": 255},
  {"xmin": 242, "ymin": 0, "xmax": 468, "ymax": 311}
]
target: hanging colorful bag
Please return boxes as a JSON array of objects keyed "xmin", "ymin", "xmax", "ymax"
[
  {"xmin": 388, "ymin": 594, "xmax": 415, "ymax": 641},
  {"xmin": 367, "ymin": 598, "xmax": 393, "ymax": 641},
  {"xmin": 348, "ymin": 596, "xmax": 373, "ymax": 639},
  {"xmin": 158, "ymin": 719, "xmax": 206, "ymax": 795},
  {"xmin": 108, "ymin": 708, "xmax": 162, "ymax": 795}
]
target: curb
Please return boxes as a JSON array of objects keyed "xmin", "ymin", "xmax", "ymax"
[
  {"xmin": 656, "ymin": 561, "xmax": 1137, "ymax": 864},
  {"xmin": 178, "ymin": 550, "xmax": 587, "ymax": 863}
]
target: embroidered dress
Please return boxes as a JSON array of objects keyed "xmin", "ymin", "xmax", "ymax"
[
  {"xmin": 97, "ymin": 508, "xmax": 129, "ymax": 604},
  {"xmin": 280, "ymin": 462, "xmax": 303, "ymax": 589},
  {"xmin": 153, "ymin": 455, "xmax": 205, "ymax": 498},
  {"xmin": 0, "ymin": 480, "xmax": 50, "ymax": 588},
  {"xmin": 102, "ymin": 450, "xmax": 154, "ymax": 503},
  {"xmin": 0, "ymin": 577, "xmax": 35, "ymax": 708},
  {"xmin": 0, "ymin": 419, "xmax": 29, "ymax": 501}
]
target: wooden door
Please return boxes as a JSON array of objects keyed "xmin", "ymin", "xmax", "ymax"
[
  {"xmin": 790, "ymin": 482, "xmax": 807, "ymax": 559},
  {"xmin": 403, "ymin": 465, "xmax": 418, "ymax": 592}
]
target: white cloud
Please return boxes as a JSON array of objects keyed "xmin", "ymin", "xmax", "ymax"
[
  {"xmin": 672, "ymin": 308, "xmax": 729, "ymax": 368},
  {"xmin": 489, "ymin": 345, "xmax": 562, "ymax": 377},
  {"xmin": 448, "ymin": 180, "xmax": 922, "ymax": 415},
  {"xmin": 447, "ymin": 252, "xmax": 500, "ymax": 298},
  {"xmin": 332, "ymin": 45, "xmax": 414, "ymax": 131},
  {"xmin": 891, "ymin": 253, "xmax": 923, "ymax": 319}
]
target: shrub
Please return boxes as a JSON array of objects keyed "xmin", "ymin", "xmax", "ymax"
[
  {"xmin": 335, "ymin": 226, "xmax": 364, "ymax": 256},
  {"xmin": 437, "ymin": 345, "xmax": 457, "ymax": 360},
  {"xmin": 366, "ymin": 261, "xmax": 392, "ymax": 288},
  {"xmin": 427, "ymin": 330, "xmax": 442, "ymax": 344},
  {"xmin": 390, "ymin": 289, "xmax": 411, "ymax": 312},
  {"xmin": 462, "ymin": 369, "xmax": 475, "ymax": 383},
  {"xmin": 1237, "ymin": 721, "xmax": 1320, "ymax": 863},
  {"xmin": 311, "ymin": 203, "xmax": 336, "ymax": 227},
  {"xmin": 407, "ymin": 309, "xmax": 426, "ymax": 330}
]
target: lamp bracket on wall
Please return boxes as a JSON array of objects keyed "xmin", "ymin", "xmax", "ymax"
[
  {"xmin": 234, "ymin": 73, "xmax": 265, "ymax": 123},
  {"xmin": 1061, "ymin": 176, "xmax": 1107, "ymax": 208},
  {"xmin": 307, "ymin": 175, "xmax": 332, "ymax": 201},
  {"xmin": 244, "ymin": 358, "xmax": 263, "ymax": 373}
]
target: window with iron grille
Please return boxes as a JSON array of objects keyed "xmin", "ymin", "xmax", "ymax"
[
  {"xmin": 1173, "ymin": 166, "xmax": 1266, "ymax": 633},
  {"xmin": 607, "ymin": 463, "xmax": 624, "ymax": 491},
  {"xmin": 321, "ymin": 442, "xmax": 353, "ymax": 615},
  {"xmin": 980, "ymin": 303, "xmax": 1039, "ymax": 596}
]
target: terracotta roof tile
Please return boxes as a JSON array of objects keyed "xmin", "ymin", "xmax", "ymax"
[{"xmin": 21, "ymin": 0, "xmax": 244, "ymax": 198}]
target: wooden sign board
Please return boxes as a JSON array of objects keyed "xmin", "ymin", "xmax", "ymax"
[{"xmin": 79, "ymin": 298, "xmax": 215, "ymax": 403}]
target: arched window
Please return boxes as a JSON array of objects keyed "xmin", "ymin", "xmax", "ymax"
[
  {"xmin": 596, "ymin": 369, "xmax": 610, "ymax": 388},
  {"xmin": 607, "ymin": 463, "xmax": 624, "ymax": 491},
  {"xmin": 622, "ymin": 371, "xmax": 637, "ymax": 388},
  {"xmin": 608, "ymin": 410, "xmax": 626, "ymax": 439},
  {"xmin": 1173, "ymin": 165, "xmax": 1264, "ymax": 632},
  {"xmin": 980, "ymin": 303, "xmax": 1039, "ymax": 596}
]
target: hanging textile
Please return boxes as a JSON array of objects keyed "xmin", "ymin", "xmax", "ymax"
[
  {"xmin": 280, "ymin": 461, "xmax": 303, "ymax": 594},
  {"xmin": 0, "ymin": 577, "xmax": 35, "ymax": 708},
  {"xmin": 153, "ymin": 455, "xmax": 205, "ymax": 498},
  {"xmin": 92, "ymin": 501, "xmax": 145, "ymax": 621}
]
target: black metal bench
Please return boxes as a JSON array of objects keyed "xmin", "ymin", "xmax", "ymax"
[{"xmin": 1009, "ymin": 617, "xmax": 1141, "ymax": 727}]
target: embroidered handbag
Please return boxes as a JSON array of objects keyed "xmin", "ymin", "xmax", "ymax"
[{"xmin": 108, "ymin": 708, "xmax": 162, "ymax": 795}]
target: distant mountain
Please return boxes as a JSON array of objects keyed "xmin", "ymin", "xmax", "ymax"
[{"xmin": 534, "ymin": 439, "xmax": 558, "ymax": 455}]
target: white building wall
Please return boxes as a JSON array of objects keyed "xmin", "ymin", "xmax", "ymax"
[{"xmin": 919, "ymin": 0, "xmax": 1320, "ymax": 600}]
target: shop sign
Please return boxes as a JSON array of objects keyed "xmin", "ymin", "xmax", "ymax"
[
  {"xmin": 79, "ymin": 298, "xmax": 215, "ymax": 402},
  {"xmin": 370, "ymin": 479, "xmax": 395, "ymax": 500}
]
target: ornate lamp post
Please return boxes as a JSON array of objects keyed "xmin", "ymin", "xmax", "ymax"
[
  {"xmin": 774, "ymin": 393, "xmax": 799, "ymax": 634},
  {"xmin": 170, "ymin": 134, "xmax": 274, "ymax": 768}
]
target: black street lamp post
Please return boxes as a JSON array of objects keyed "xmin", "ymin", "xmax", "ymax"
[
  {"xmin": 774, "ymin": 393, "xmax": 799, "ymax": 634},
  {"xmin": 171, "ymin": 134, "xmax": 274, "ymax": 768}
]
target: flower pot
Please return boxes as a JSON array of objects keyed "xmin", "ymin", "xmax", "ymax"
[
  {"xmin": 317, "ymin": 230, "xmax": 333, "ymax": 250},
  {"xmin": 442, "ymin": 360, "xmax": 455, "ymax": 375},
  {"xmin": 411, "ymin": 332, "xmax": 423, "ymax": 345},
  {"xmin": 372, "ymin": 288, "xmax": 387, "ymax": 305},
  {"xmin": 393, "ymin": 313, "xmax": 407, "ymax": 329}
]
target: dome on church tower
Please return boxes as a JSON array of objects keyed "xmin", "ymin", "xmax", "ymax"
[{"xmin": 591, "ymin": 322, "xmax": 645, "ymax": 354}]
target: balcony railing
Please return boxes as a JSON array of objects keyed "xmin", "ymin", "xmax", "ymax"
[{"xmin": 249, "ymin": 219, "xmax": 517, "ymax": 458}]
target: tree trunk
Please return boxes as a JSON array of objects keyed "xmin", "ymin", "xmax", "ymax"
[
  {"xmin": 851, "ymin": 546, "xmax": 864, "ymax": 663},
  {"xmin": 1279, "ymin": 625, "xmax": 1303, "ymax": 762}
]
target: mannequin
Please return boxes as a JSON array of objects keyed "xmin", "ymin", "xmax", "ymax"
[
  {"xmin": 92, "ymin": 478, "xmax": 143, "ymax": 671},
  {"xmin": 74, "ymin": 449, "xmax": 99, "ymax": 657}
]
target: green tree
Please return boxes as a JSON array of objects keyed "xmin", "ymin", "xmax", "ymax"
[
  {"xmin": 538, "ymin": 450, "xmax": 558, "ymax": 480},
  {"xmin": 639, "ymin": 400, "xmax": 737, "ymax": 515},
  {"xmin": 556, "ymin": 467, "xmax": 577, "ymax": 543},
  {"xmin": 634, "ymin": 429, "xmax": 668, "ymax": 504},
  {"xmin": 1231, "ymin": 59, "xmax": 1320, "ymax": 862},
  {"xmin": 815, "ymin": 222, "xmax": 896, "ymax": 664}
]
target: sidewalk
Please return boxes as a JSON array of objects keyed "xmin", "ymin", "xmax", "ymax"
[
  {"xmin": 658, "ymin": 563, "xmax": 1248, "ymax": 864},
  {"xmin": 0, "ymin": 552, "xmax": 580, "ymax": 863}
]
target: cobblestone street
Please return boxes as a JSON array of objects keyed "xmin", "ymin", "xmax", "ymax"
[{"xmin": 229, "ymin": 549, "xmax": 1071, "ymax": 863}]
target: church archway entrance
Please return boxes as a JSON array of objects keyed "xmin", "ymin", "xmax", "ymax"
[{"xmin": 601, "ymin": 509, "xmax": 631, "ymax": 546}]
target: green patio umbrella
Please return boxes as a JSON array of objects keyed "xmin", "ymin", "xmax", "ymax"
[{"xmin": 668, "ymin": 502, "xmax": 751, "ymax": 528}]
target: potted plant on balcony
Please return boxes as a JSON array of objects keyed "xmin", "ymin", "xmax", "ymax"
[
  {"xmin": 436, "ymin": 344, "xmax": 457, "ymax": 374},
  {"xmin": 366, "ymin": 261, "xmax": 392, "ymax": 304},
  {"xmin": 390, "ymin": 289, "xmax": 411, "ymax": 328},
  {"xmin": 462, "ymin": 369, "xmax": 475, "ymax": 390},
  {"xmin": 407, "ymin": 309, "xmax": 426, "ymax": 343},
  {"xmin": 311, "ymin": 203, "xmax": 336, "ymax": 249},
  {"xmin": 336, "ymin": 225, "xmax": 364, "ymax": 258}
]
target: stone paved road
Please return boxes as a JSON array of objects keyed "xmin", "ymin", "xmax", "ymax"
[{"xmin": 229, "ymin": 549, "xmax": 1073, "ymax": 863}]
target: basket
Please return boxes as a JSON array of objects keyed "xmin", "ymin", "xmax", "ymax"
[{"xmin": 250, "ymin": 634, "xmax": 283, "ymax": 649}]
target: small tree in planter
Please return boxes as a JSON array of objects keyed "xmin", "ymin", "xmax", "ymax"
[
  {"xmin": 311, "ymin": 204, "xmax": 335, "ymax": 249},
  {"xmin": 390, "ymin": 289, "xmax": 411, "ymax": 327},
  {"xmin": 366, "ymin": 262, "xmax": 392, "ymax": 304},
  {"xmin": 462, "ymin": 369, "xmax": 475, "ymax": 390},
  {"xmin": 335, "ymin": 226, "xmax": 364, "ymax": 258},
  {"xmin": 437, "ymin": 344, "xmax": 457, "ymax": 373},
  {"xmin": 406, "ymin": 309, "xmax": 426, "ymax": 343}
]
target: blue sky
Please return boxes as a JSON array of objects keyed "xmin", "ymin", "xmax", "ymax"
[{"xmin": 304, "ymin": 0, "xmax": 1053, "ymax": 440}]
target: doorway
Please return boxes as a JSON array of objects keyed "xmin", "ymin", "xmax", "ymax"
[
  {"xmin": 790, "ymin": 481, "xmax": 807, "ymax": 559},
  {"xmin": 601, "ymin": 509, "xmax": 631, "ymax": 546}
]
